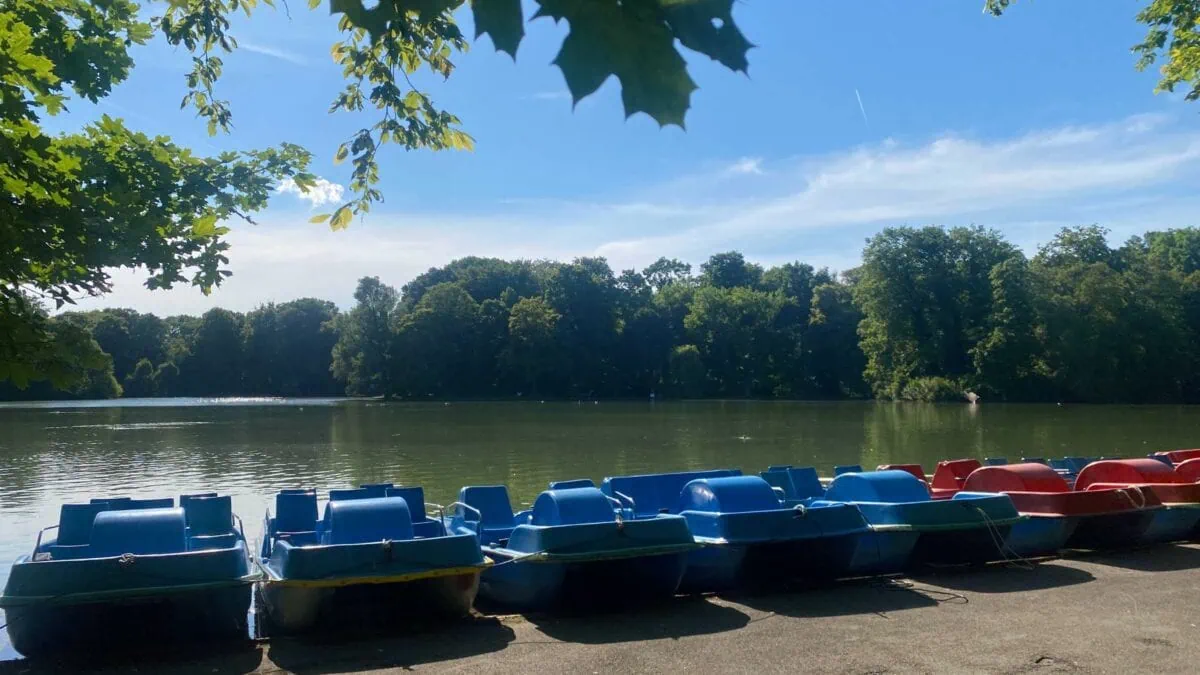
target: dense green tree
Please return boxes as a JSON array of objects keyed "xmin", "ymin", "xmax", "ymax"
[
  {"xmin": 177, "ymin": 308, "xmax": 244, "ymax": 396},
  {"xmin": 243, "ymin": 299, "xmax": 340, "ymax": 396},
  {"xmin": 391, "ymin": 283, "xmax": 483, "ymax": 398},
  {"xmin": 504, "ymin": 296, "xmax": 562, "ymax": 397},
  {"xmin": 700, "ymin": 251, "xmax": 763, "ymax": 290},
  {"xmin": 331, "ymin": 277, "xmax": 400, "ymax": 397},
  {"xmin": 643, "ymin": 258, "xmax": 693, "ymax": 292},
  {"xmin": 684, "ymin": 286, "xmax": 800, "ymax": 397},
  {"xmin": 544, "ymin": 258, "xmax": 620, "ymax": 397},
  {"xmin": 970, "ymin": 257, "xmax": 1048, "ymax": 401},
  {"xmin": 667, "ymin": 344, "xmax": 706, "ymax": 399},
  {"xmin": 123, "ymin": 358, "xmax": 156, "ymax": 398},
  {"xmin": 806, "ymin": 283, "xmax": 867, "ymax": 398}
]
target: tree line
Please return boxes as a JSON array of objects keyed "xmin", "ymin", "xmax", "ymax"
[{"xmin": 8, "ymin": 225, "xmax": 1200, "ymax": 404}]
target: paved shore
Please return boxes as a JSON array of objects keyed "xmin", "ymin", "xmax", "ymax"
[{"xmin": 4, "ymin": 544, "xmax": 1200, "ymax": 674}]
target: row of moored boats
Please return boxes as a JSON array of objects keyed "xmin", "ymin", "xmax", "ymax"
[{"xmin": 5, "ymin": 450, "xmax": 1200, "ymax": 657}]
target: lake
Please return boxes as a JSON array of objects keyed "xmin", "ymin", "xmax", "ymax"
[{"xmin": 2, "ymin": 398, "xmax": 1199, "ymax": 654}]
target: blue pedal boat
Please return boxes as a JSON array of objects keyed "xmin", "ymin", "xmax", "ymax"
[
  {"xmin": 257, "ymin": 484, "xmax": 487, "ymax": 633},
  {"xmin": 822, "ymin": 470, "xmax": 1024, "ymax": 567},
  {"xmin": 445, "ymin": 483, "xmax": 696, "ymax": 611},
  {"xmin": 0, "ymin": 494, "xmax": 257, "ymax": 657},
  {"xmin": 599, "ymin": 470, "xmax": 869, "ymax": 591}
]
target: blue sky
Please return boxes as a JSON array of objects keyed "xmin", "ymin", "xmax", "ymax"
[{"xmin": 57, "ymin": 1, "xmax": 1199, "ymax": 314}]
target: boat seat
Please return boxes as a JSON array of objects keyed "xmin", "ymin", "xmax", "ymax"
[
  {"xmin": 323, "ymin": 497, "xmax": 414, "ymax": 544},
  {"xmin": 384, "ymin": 486, "xmax": 428, "ymax": 522},
  {"xmin": 834, "ymin": 464, "xmax": 863, "ymax": 476},
  {"xmin": 360, "ymin": 483, "xmax": 394, "ymax": 497},
  {"xmin": 984, "ymin": 457, "xmax": 1008, "ymax": 466},
  {"xmin": 1022, "ymin": 457, "xmax": 1048, "ymax": 465},
  {"xmin": 1176, "ymin": 458, "xmax": 1200, "ymax": 483},
  {"xmin": 57, "ymin": 503, "xmax": 108, "ymax": 545},
  {"xmin": 931, "ymin": 459, "xmax": 982, "ymax": 492},
  {"xmin": 601, "ymin": 470, "xmax": 741, "ymax": 517},
  {"xmin": 548, "ymin": 479, "xmax": 596, "ymax": 490},
  {"xmin": 188, "ymin": 532, "xmax": 239, "ymax": 551},
  {"xmin": 759, "ymin": 469, "xmax": 795, "ymax": 498},
  {"xmin": 459, "ymin": 486, "xmax": 517, "ymax": 535},
  {"xmin": 128, "ymin": 498, "xmax": 176, "ymax": 510},
  {"xmin": 766, "ymin": 465, "xmax": 793, "ymax": 472},
  {"xmin": 329, "ymin": 488, "xmax": 375, "ymax": 501},
  {"xmin": 785, "ymin": 467, "xmax": 824, "ymax": 500},
  {"xmin": 90, "ymin": 507, "xmax": 188, "ymax": 557},
  {"xmin": 277, "ymin": 530, "xmax": 319, "ymax": 546},
  {"xmin": 275, "ymin": 490, "xmax": 318, "ymax": 535},
  {"xmin": 1149, "ymin": 455, "xmax": 1176, "ymax": 466},
  {"xmin": 182, "ymin": 495, "xmax": 233, "ymax": 536}
]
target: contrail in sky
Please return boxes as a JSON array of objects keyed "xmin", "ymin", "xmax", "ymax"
[{"xmin": 854, "ymin": 88, "xmax": 870, "ymax": 130}]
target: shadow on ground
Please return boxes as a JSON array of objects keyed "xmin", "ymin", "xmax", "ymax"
[
  {"xmin": 524, "ymin": 595, "xmax": 751, "ymax": 645},
  {"xmin": 730, "ymin": 577, "xmax": 944, "ymax": 618},
  {"xmin": 911, "ymin": 560, "xmax": 1096, "ymax": 594},
  {"xmin": 0, "ymin": 640, "xmax": 264, "ymax": 675},
  {"xmin": 266, "ymin": 615, "xmax": 515, "ymax": 675},
  {"xmin": 1069, "ymin": 543, "xmax": 1200, "ymax": 572}
]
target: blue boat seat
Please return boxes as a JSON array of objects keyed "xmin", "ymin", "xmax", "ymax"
[
  {"xmin": 984, "ymin": 457, "xmax": 1009, "ymax": 466},
  {"xmin": 459, "ymin": 486, "xmax": 517, "ymax": 538},
  {"xmin": 384, "ymin": 486, "xmax": 427, "ymax": 521},
  {"xmin": 531, "ymin": 488, "xmax": 616, "ymax": 526},
  {"xmin": 1149, "ymin": 454, "xmax": 1175, "ymax": 466},
  {"xmin": 766, "ymin": 465, "xmax": 793, "ymax": 472},
  {"xmin": 275, "ymin": 489, "xmax": 318, "ymax": 536},
  {"xmin": 329, "ymin": 488, "xmax": 373, "ymax": 501},
  {"xmin": 786, "ymin": 467, "xmax": 824, "ymax": 500},
  {"xmin": 360, "ymin": 483, "xmax": 394, "ymax": 497},
  {"xmin": 189, "ymin": 532, "xmax": 239, "ymax": 550},
  {"xmin": 825, "ymin": 470, "xmax": 931, "ymax": 504},
  {"xmin": 760, "ymin": 469, "xmax": 795, "ymax": 497},
  {"xmin": 601, "ymin": 470, "xmax": 741, "ymax": 517},
  {"xmin": 128, "ymin": 498, "xmax": 176, "ymax": 510},
  {"xmin": 90, "ymin": 507, "xmax": 188, "ymax": 557},
  {"xmin": 834, "ymin": 464, "xmax": 863, "ymax": 476},
  {"xmin": 679, "ymin": 476, "xmax": 781, "ymax": 514},
  {"xmin": 182, "ymin": 495, "xmax": 232, "ymax": 535},
  {"xmin": 1022, "ymin": 457, "xmax": 1047, "ymax": 465},
  {"xmin": 57, "ymin": 503, "xmax": 107, "ymax": 545},
  {"xmin": 548, "ymin": 479, "xmax": 596, "ymax": 490},
  {"xmin": 323, "ymin": 497, "xmax": 414, "ymax": 544}
]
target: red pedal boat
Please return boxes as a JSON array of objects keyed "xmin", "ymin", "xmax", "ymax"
[{"xmin": 1073, "ymin": 459, "xmax": 1200, "ymax": 543}]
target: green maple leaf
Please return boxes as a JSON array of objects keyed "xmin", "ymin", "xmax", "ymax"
[{"xmin": 472, "ymin": 0, "xmax": 524, "ymax": 58}]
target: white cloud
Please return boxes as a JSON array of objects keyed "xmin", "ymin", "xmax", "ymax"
[
  {"xmin": 239, "ymin": 41, "xmax": 308, "ymax": 65},
  {"xmin": 725, "ymin": 157, "xmax": 764, "ymax": 176},
  {"xmin": 276, "ymin": 177, "xmax": 345, "ymax": 208},
  {"xmin": 66, "ymin": 113, "xmax": 1200, "ymax": 315}
]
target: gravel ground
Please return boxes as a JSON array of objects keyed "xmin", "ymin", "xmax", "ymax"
[{"xmin": 5, "ymin": 544, "xmax": 1200, "ymax": 674}]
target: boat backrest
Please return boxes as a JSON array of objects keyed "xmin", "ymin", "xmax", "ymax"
[
  {"xmin": 360, "ymin": 483, "xmax": 394, "ymax": 497},
  {"xmin": 759, "ymin": 469, "xmax": 795, "ymax": 498},
  {"xmin": 57, "ymin": 503, "xmax": 107, "ymax": 545},
  {"xmin": 384, "ymin": 486, "xmax": 428, "ymax": 522},
  {"xmin": 600, "ymin": 469, "xmax": 741, "ymax": 517},
  {"xmin": 877, "ymin": 464, "xmax": 928, "ymax": 482},
  {"xmin": 679, "ymin": 476, "xmax": 781, "ymax": 514},
  {"xmin": 181, "ymin": 494, "xmax": 233, "ymax": 536},
  {"xmin": 323, "ymin": 497, "xmax": 414, "ymax": 544},
  {"xmin": 1022, "ymin": 457, "xmax": 1048, "ymax": 465},
  {"xmin": 90, "ymin": 507, "xmax": 188, "ymax": 557},
  {"xmin": 963, "ymin": 462, "xmax": 1069, "ymax": 493},
  {"xmin": 459, "ymin": 485, "xmax": 516, "ymax": 529},
  {"xmin": 275, "ymin": 489, "xmax": 318, "ymax": 534},
  {"xmin": 1156, "ymin": 449, "xmax": 1200, "ymax": 464},
  {"xmin": 1075, "ymin": 458, "xmax": 1188, "ymax": 490},
  {"xmin": 548, "ymin": 479, "xmax": 596, "ymax": 490},
  {"xmin": 531, "ymin": 488, "xmax": 616, "ymax": 526},
  {"xmin": 834, "ymin": 464, "xmax": 863, "ymax": 476},
  {"xmin": 1148, "ymin": 454, "xmax": 1176, "ymax": 466},
  {"xmin": 766, "ymin": 465, "xmax": 792, "ymax": 472},
  {"xmin": 825, "ymin": 470, "xmax": 931, "ymax": 504},
  {"xmin": 984, "ymin": 457, "xmax": 1009, "ymax": 466},
  {"xmin": 931, "ymin": 459, "xmax": 983, "ymax": 491},
  {"xmin": 1176, "ymin": 458, "xmax": 1200, "ymax": 483}
]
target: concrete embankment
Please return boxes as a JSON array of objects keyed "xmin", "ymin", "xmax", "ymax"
[{"xmin": 5, "ymin": 545, "xmax": 1200, "ymax": 674}]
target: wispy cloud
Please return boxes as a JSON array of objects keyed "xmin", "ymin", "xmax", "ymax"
[
  {"xmin": 276, "ymin": 177, "xmax": 345, "ymax": 208},
  {"xmin": 854, "ymin": 88, "xmax": 870, "ymax": 130},
  {"xmin": 69, "ymin": 113, "xmax": 1200, "ymax": 315},
  {"xmin": 239, "ymin": 41, "xmax": 308, "ymax": 65}
]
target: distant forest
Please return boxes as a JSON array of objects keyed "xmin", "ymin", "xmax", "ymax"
[{"xmin": 8, "ymin": 224, "xmax": 1200, "ymax": 404}]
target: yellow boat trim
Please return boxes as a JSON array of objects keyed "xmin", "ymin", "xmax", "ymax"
[{"xmin": 262, "ymin": 563, "xmax": 489, "ymax": 589}]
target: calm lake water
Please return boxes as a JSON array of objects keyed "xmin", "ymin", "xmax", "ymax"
[{"xmin": 2, "ymin": 397, "xmax": 1199, "ymax": 654}]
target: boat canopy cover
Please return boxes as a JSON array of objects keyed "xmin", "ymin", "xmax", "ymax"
[
  {"xmin": 824, "ymin": 470, "xmax": 931, "ymax": 504},
  {"xmin": 600, "ymin": 469, "xmax": 741, "ymax": 517},
  {"xmin": 1075, "ymin": 458, "xmax": 1188, "ymax": 490},
  {"xmin": 877, "ymin": 464, "xmax": 928, "ymax": 482},
  {"xmin": 323, "ymin": 496, "xmax": 414, "ymax": 544},
  {"xmin": 90, "ymin": 507, "xmax": 188, "ymax": 557},
  {"xmin": 1175, "ymin": 458, "xmax": 1200, "ymax": 483},
  {"xmin": 531, "ymin": 487, "xmax": 617, "ymax": 526},
  {"xmin": 963, "ymin": 462, "xmax": 1070, "ymax": 493},
  {"xmin": 1156, "ymin": 449, "xmax": 1200, "ymax": 464},
  {"xmin": 678, "ymin": 476, "xmax": 782, "ymax": 514}
]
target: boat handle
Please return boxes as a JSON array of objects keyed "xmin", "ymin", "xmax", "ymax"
[
  {"xmin": 612, "ymin": 490, "xmax": 637, "ymax": 513},
  {"xmin": 232, "ymin": 513, "xmax": 247, "ymax": 540},
  {"xmin": 33, "ymin": 524, "xmax": 59, "ymax": 558},
  {"xmin": 447, "ymin": 501, "xmax": 482, "ymax": 523}
]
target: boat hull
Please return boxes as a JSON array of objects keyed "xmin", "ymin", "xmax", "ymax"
[
  {"xmin": 3, "ymin": 584, "xmax": 250, "ymax": 658},
  {"xmin": 1141, "ymin": 505, "xmax": 1200, "ymax": 544},
  {"xmin": 909, "ymin": 524, "xmax": 1014, "ymax": 566},
  {"xmin": 257, "ymin": 570, "xmax": 480, "ymax": 634},
  {"xmin": 680, "ymin": 533, "xmax": 861, "ymax": 592},
  {"xmin": 478, "ymin": 551, "xmax": 688, "ymax": 611},
  {"xmin": 848, "ymin": 530, "xmax": 920, "ymax": 575},
  {"xmin": 1065, "ymin": 510, "xmax": 1158, "ymax": 549},
  {"xmin": 1005, "ymin": 516, "xmax": 1078, "ymax": 558}
]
